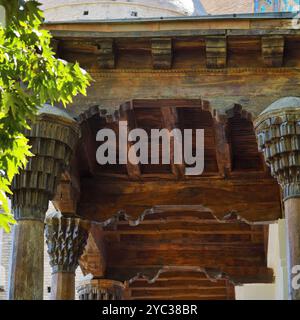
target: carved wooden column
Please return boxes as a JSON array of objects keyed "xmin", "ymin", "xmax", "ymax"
[
  {"xmin": 77, "ymin": 279, "xmax": 125, "ymax": 300},
  {"xmin": 254, "ymin": 97, "xmax": 300, "ymax": 300},
  {"xmin": 45, "ymin": 213, "xmax": 90, "ymax": 300},
  {"xmin": 9, "ymin": 105, "xmax": 79, "ymax": 300}
]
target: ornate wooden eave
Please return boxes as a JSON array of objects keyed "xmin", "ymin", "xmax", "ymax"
[{"xmin": 44, "ymin": 13, "xmax": 299, "ymax": 74}]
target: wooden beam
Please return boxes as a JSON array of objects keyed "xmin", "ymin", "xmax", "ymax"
[
  {"xmin": 103, "ymin": 227, "xmax": 262, "ymax": 235},
  {"xmin": 52, "ymin": 180, "xmax": 79, "ymax": 214},
  {"xmin": 261, "ymin": 35, "xmax": 285, "ymax": 67},
  {"xmin": 161, "ymin": 107, "xmax": 185, "ymax": 178},
  {"xmin": 106, "ymin": 248, "xmax": 265, "ymax": 268},
  {"xmin": 213, "ymin": 117, "xmax": 232, "ymax": 178},
  {"xmin": 79, "ymin": 178, "xmax": 282, "ymax": 223},
  {"xmin": 205, "ymin": 36, "xmax": 227, "ymax": 69},
  {"xmin": 119, "ymin": 102, "xmax": 141, "ymax": 180},
  {"xmin": 79, "ymin": 120, "xmax": 98, "ymax": 175},
  {"xmin": 53, "ymin": 163, "xmax": 81, "ymax": 214},
  {"xmin": 151, "ymin": 38, "xmax": 173, "ymax": 69},
  {"xmin": 96, "ymin": 39, "xmax": 115, "ymax": 69},
  {"xmin": 130, "ymin": 279, "xmax": 227, "ymax": 288},
  {"xmin": 130, "ymin": 289, "xmax": 228, "ymax": 299}
]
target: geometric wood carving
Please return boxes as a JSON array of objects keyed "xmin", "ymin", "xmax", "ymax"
[
  {"xmin": 205, "ymin": 36, "xmax": 227, "ymax": 69},
  {"xmin": 255, "ymin": 104, "xmax": 300, "ymax": 200},
  {"xmin": 261, "ymin": 36, "xmax": 285, "ymax": 67},
  {"xmin": 45, "ymin": 214, "xmax": 90, "ymax": 273},
  {"xmin": 151, "ymin": 38, "xmax": 173, "ymax": 69},
  {"xmin": 77, "ymin": 279, "xmax": 125, "ymax": 300},
  {"xmin": 11, "ymin": 113, "xmax": 79, "ymax": 221}
]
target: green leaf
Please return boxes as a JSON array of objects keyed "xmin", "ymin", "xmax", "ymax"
[{"xmin": 0, "ymin": 0, "xmax": 90, "ymax": 231}]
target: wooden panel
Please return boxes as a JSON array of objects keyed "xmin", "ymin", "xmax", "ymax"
[
  {"xmin": 79, "ymin": 178, "xmax": 281, "ymax": 223},
  {"xmin": 177, "ymin": 107, "xmax": 218, "ymax": 173},
  {"xmin": 227, "ymin": 106, "xmax": 263, "ymax": 171}
]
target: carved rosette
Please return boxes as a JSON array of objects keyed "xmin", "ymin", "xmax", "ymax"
[
  {"xmin": 77, "ymin": 279, "xmax": 125, "ymax": 300},
  {"xmin": 11, "ymin": 105, "xmax": 80, "ymax": 221},
  {"xmin": 45, "ymin": 214, "xmax": 91, "ymax": 274},
  {"xmin": 254, "ymin": 98, "xmax": 300, "ymax": 200}
]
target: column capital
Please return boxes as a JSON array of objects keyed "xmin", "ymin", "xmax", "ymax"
[
  {"xmin": 45, "ymin": 213, "xmax": 90, "ymax": 274},
  {"xmin": 77, "ymin": 279, "xmax": 125, "ymax": 300},
  {"xmin": 254, "ymin": 97, "xmax": 300, "ymax": 201},
  {"xmin": 11, "ymin": 104, "xmax": 80, "ymax": 221}
]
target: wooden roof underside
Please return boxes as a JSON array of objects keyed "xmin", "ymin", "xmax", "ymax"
[
  {"xmin": 43, "ymin": 14, "xmax": 291, "ymax": 301},
  {"xmin": 54, "ymin": 99, "xmax": 281, "ymax": 300}
]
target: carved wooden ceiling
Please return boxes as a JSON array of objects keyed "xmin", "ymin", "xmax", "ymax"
[
  {"xmin": 77, "ymin": 99, "xmax": 266, "ymax": 178},
  {"xmin": 55, "ymin": 99, "xmax": 281, "ymax": 300}
]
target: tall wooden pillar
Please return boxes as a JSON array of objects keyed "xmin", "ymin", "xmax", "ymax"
[
  {"xmin": 45, "ymin": 213, "xmax": 90, "ymax": 300},
  {"xmin": 254, "ymin": 97, "xmax": 300, "ymax": 300},
  {"xmin": 9, "ymin": 105, "xmax": 79, "ymax": 300},
  {"xmin": 77, "ymin": 279, "xmax": 125, "ymax": 300}
]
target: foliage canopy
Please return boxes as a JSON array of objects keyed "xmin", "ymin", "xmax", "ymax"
[{"xmin": 0, "ymin": 0, "xmax": 91, "ymax": 231}]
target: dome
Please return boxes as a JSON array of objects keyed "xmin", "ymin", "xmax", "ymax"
[
  {"xmin": 40, "ymin": 0, "xmax": 206, "ymax": 22},
  {"xmin": 37, "ymin": 104, "xmax": 76, "ymax": 123},
  {"xmin": 260, "ymin": 97, "xmax": 300, "ymax": 115}
]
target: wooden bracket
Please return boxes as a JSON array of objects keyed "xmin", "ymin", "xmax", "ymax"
[
  {"xmin": 151, "ymin": 38, "xmax": 173, "ymax": 69},
  {"xmin": 261, "ymin": 36, "xmax": 285, "ymax": 67},
  {"xmin": 205, "ymin": 36, "xmax": 227, "ymax": 69}
]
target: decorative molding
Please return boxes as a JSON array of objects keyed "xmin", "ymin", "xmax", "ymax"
[
  {"xmin": 87, "ymin": 67, "xmax": 296, "ymax": 78},
  {"xmin": 205, "ymin": 36, "xmax": 227, "ymax": 69},
  {"xmin": 45, "ymin": 214, "xmax": 91, "ymax": 273},
  {"xmin": 151, "ymin": 38, "xmax": 172, "ymax": 69},
  {"xmin": 96, "ymin": 39, "xmax": 115, "ymax": 69},
  {"xmin": 92, "ymin": 205, "xmax": 256, "ymax": 229},
  {"xmin": 261, "ymin": 35, "xmax": 285, "ymax": 67},
  {"xmin": 255, "ymin": 108, "xmax": 300, "ymax": 200},
  {"xmin": 77, "ymin": 279, "xmax": 125, "ymax": 300},
  {"xmin": 127, "ymin": 266, "xmax": 240, "ymax": 286}
]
